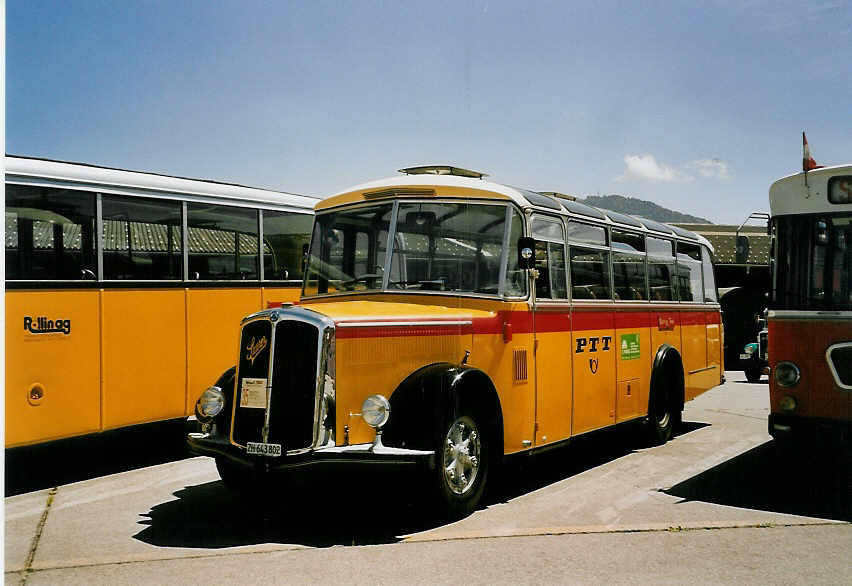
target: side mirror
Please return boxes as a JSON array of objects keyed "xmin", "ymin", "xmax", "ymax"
[
  {"xmin": 735, "ymin": 235, "xmax": 750, "ymax": 264},
  {"xmin": 517, "ymin": 236, "xmax": 535, "ymax": 270}
]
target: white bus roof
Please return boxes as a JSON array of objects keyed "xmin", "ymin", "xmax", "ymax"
[
  {"xmin": 5, "ymin": 155, "xmax": 319, "ymax": 212},
  {"xmin": 322, "ymin": 167, "xmax": 711, "ymax": 250},
  {"xmin": 769, "ymin": 163, "xmax": 852, "ymax": 216}
]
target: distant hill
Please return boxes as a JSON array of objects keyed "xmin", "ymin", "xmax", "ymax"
[{"xmin": 581, "ymin": 194, "xmax": 711, "ymax": 224}]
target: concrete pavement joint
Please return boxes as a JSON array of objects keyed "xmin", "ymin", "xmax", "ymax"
[
  {"xmin": 7, "ymin": 519, "xmax": 845, "ymax": 579},
  {"xmin": 401, "ymin": 519, "xmax": 846, "ymax": 543},
  {"xmin": 19, "ymin": 487, "xmax": 58, "ymax": 586}
]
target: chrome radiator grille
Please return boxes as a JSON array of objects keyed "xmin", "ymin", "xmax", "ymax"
[{"xmin": 231, "ymin": 318, "xmax": 320, "ymax": 451}]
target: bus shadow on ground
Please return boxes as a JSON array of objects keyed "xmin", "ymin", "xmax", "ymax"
[
  {"xmin": 5, "ymin": 420, "xmax": 190, "ymax": 497},
  {"xmin": 665, "ymin": 440, "xmax": 851, "ymax": 522},
  {"xmin": 133, "ymin": 420, "xmax": 709, "ymax": 549}
]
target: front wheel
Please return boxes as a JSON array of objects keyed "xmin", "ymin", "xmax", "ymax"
[
  {"xmin": 433, "ymin": 413, "xmax": 489, "ymax": 518},
  {"xmin": 745, "ymin": 360, "xmax": 762, "ymax": 383}
]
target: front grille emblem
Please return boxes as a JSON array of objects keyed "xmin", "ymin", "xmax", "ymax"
[{"xmin": 245, "ymin": 336, "xmax": 268, "ymax": 365}]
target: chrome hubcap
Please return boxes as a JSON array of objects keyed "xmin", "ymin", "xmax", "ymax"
[{"xmin": 442, "ymin": 416, "xmax": 481, "ymax": 495}]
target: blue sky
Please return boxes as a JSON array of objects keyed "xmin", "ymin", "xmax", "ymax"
[{"xmin": 6, "ymin": 0, "xmax": 851, "ymax": 223}]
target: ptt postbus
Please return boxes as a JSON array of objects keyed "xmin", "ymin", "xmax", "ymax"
[
  {"xmin": 188, "ymin": 165, "xmax": 724, "ymax": 516},
  {"xmin": 5, "ymin": 156, "xmax": 317, "ymax": 447},
  {"xmin": 768, "ymin": 164, "xmax": 852, "ymax": 444}
]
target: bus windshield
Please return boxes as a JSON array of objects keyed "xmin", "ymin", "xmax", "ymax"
[
  {"xmin": 303, "ymin": 201, "xmax": 524, "ymax": 297},
  {"xmin": 773, "ymin": 213, "xmax": 852, "ymax": 310}
]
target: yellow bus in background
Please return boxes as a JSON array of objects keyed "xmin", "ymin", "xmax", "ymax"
[
  {"xmin": 188, "ymin": 165, "xmax": 724, "ymax": 516},
  {"xmin": 5, "ymin": 156, "xmax": 316, "ymax": 448}
]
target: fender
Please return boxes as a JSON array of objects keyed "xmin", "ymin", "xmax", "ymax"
[
  {"xmin": 381, "ymin": 363, "xmax": 503, "ymax": 453},
  {"xmin": 649, "ymin": 344, "xmax": 684, "ymax": 412}
]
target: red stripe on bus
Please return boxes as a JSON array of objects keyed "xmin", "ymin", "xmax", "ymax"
[{"xmin": 335, "ymin": 309, "xmax": 720, "ymax": 339}]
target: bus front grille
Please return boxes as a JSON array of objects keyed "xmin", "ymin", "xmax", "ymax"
[{"xmin": 231, "ymin": 318, "xmax": 320, "ymax": 451}]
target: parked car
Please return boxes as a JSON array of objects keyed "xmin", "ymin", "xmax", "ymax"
[{"xmin": 740, "ymin": 313, "xmax": 768, "ymax": 383}]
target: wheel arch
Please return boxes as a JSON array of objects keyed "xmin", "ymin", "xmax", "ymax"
[
  {"xmin": 381, "ymin": 363, "xmax": 504, "ymax": 456},
  {"xmin": 649, "ymin": 343, "xmax": 685, "ymax": 413}
]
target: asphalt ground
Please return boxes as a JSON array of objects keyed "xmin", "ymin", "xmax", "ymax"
[{"xmin": 5, "ymin": 372, "xmax": 851, "ymax": 584}]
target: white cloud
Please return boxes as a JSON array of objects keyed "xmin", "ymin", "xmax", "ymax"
[
  {"xmin": 616, "ymin": 154, "xmax": 693, "ymax": 183},
  {"xmin": 615, "ymin": 154, "xmax": 731, "ymax": 183},
  {"xmin": 686, "ymin": 158, "xmax": 730, "ymax": 179}
]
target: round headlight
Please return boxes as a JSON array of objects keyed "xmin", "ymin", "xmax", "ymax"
[
  {"xmin": 779, "ymin": 395, "xmax": 797, "ymax": 413},
  {"xmin": 361, "ymin": 394, "xmax": 390, "ymax": 428},
  {"xmin": 774, "ymin": 361, "xmax": 800, "ymax": 387},
  {"xmin": 196, "ymin": 386, "xmax": 226, "ymax": 421}
]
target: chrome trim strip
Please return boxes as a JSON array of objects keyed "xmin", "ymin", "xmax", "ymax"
[
  {"xmin": 381, "ymin": 201, "xmax": 399, "ymax": 290},
  {"xmin": 826, "ymin": 342, "xmax": 852, "ymax": 391},
  {"xmin": 769, "ymin": 310, "xmax": 852, "ymax": 320},
  {"xmin": 688, "ymin": 365, "xmax": 717, "ymax": 375},
  {"xmin": 336, "ymin": 320, "xmax": 473, "ymax": 328},
  {"xmin": 497, "ymin": 204, "xmax": 512, "ymax": 298},
  {"xmin": 315, "ymin": 442, "xmax": 434, "ymax": 457},
  {"xmin": 262, "ymin": 316, "xmax": 277, "ymax": 444},
  {"xmin": 95, "ymin": 193, "xmax": 104, "ymax": 280}
]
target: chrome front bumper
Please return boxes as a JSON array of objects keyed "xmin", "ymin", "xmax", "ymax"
[{"xmin": 188, "ymin": 432, "xmax": 435, "ymax": 471}]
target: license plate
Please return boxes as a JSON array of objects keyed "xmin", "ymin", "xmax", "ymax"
[
  {"xmin": 739, "ymin": 354, "xmax": 751, "ymax": 360},
  {"xmin": 246, "ymin": 442, "xmax": 282, "ymax": 457}
]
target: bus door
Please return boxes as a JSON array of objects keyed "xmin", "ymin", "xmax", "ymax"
[
  {"xmin": 530, "ymin": 215, "xmax": 572, "ymax": 447},
  {"xmin": 567, "ymin": 232, "xmax": 616, "ymax": 435}
]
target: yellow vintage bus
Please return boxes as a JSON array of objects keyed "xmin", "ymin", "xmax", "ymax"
[
  {"xmin": 5, "ymin": 156, "xmax": 316, "ymax": 448},
  {"xmin": 188, "ymin": 165, "xmax": 724, "ymax": 516}
]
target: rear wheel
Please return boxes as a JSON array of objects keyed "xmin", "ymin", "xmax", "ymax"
[
  {"xmin": 433, "ymin": 412, "xmax": 489, "ymax": 518},
  {"xmin": 646, "ymin": 364, "xmax": 682, "ymax": 446}
]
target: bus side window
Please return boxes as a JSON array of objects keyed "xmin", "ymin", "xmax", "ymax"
[
  {"xmin": 612, "ymin": 229, "xmax": 647, "ymax": 301},
  {"xmin": 570, "ymin": 246, "xmax": 610, "ymax": 300},
  {"xmin": 262, "ymin": 210, "xmax": 312, "ymax": 281},
  {"xmin": 102, "ymin": 194, "xmax": 183, "ymax": 280},
  {"xmin": 701, "ymin": 246, "xmax": 718, "ymax": 302},
  {"xmin": 187, "ymin": 203, "xmax": 259, "ymax": 280},
  {"xmin": 677, "ymin": 241, "xmax": 704, "ymax": 302},
  {"xmin": 531, "ymin": 215, "xmax": 567, "ymax": 299},
  {"xmin": 647, "ymin": 237, "xmax": 675, "ymax": 301},
  {"xmin": 5, "ymin": 184, "xmax": 97, "ymax": 280}
]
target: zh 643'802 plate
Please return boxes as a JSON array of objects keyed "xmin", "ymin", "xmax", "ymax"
[{"xmin": 246, "ymin": 442, "xmax": 282, "ymax": 457}]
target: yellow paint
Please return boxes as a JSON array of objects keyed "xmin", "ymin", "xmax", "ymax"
[
  {"xmin": 535, "ymin": 329, "xmax": 573, "ymax": 446},
  {"xmin": 316, "ymin": 184, "xmax": 513, "ymax": 211},
  {"xmin": 101, "ymin": 289, "xmax": 187, "ymax": 429},
  {"xmin": 6, "ymin": 285, "xmax": 300, "ymax": 447},
  {"xmin": 5, "ymin": 290, "xmax": 101, "ymax": 447},
  {"xmin": 570, "ymin": 327, "xmax": 617, "ymax": 435}
]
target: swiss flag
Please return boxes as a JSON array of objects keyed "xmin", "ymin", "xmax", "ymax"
[{"xmin": 802, "ymin": 132, "xmax": 822, "ymax": 172}]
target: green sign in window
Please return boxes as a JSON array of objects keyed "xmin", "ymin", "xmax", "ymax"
[{"xmin": 621, "ymin": 333, "xmax": 640, "ymax": 360}]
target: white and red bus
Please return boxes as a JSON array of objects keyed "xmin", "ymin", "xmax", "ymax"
[{"xmin": 768, "ymin": 163, "xmax": 852, "ymax": 444}]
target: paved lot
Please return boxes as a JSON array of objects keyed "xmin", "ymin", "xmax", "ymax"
[{"xmin": 5, "ymin": 372, "xmax": 851, "ymax": 585}]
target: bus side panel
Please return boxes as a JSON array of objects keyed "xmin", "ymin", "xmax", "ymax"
[
  {"xmin": 705, "ymin": 310, "xmax": 723, "ymax": 386},
  {"xmin": 534, "ymin": 310, "xmax": 573, "ymax": 447},
  {"xmin": 680, "ymin": 310, "xmax": 708, "ymax": 401},
  {"xmin": 101, "ymin": 289, "xmax": 187, "ymax": 429},
  {"xmin": 186, "ymin": 288, "xmax": 264, "ymax": 414},
  {"xmin": 614, "ymin": 311, "xmax": 652, "ymax": 423},
  {"xmin": 5, "ymin": 290, "xmax": 102, "ymax": 447},
  {"xmin": 261, "ymin": 286, "xmax": 302, "ymax": 309},
  {"xmin": 571, "ymin": 310, "xmax": 616, "ymax": 435}
]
